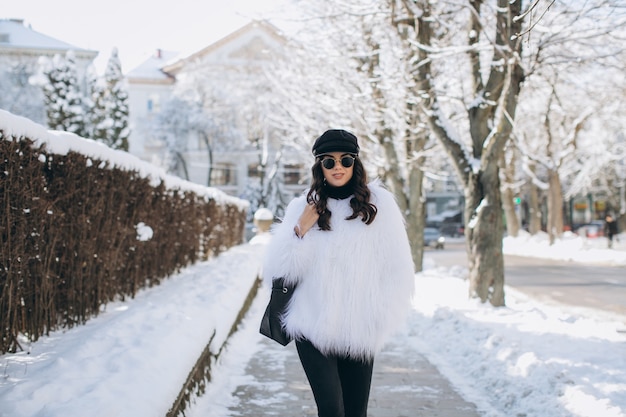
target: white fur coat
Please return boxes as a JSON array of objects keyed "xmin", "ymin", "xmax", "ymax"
[{"xmin": 262, "ymin": 182, "xmax": 415, "ymax": 359}]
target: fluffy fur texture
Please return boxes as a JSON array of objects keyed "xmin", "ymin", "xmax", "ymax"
[{"xmin": 263, "ymin": 182, "xmax": 415, "ymax": 360}]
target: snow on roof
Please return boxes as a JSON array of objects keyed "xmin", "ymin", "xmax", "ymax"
[
  {"xmin": 124, "ymin": 20, "xmax": 283, "ymax": 80},
  {"xmin": 161, "ymin": 20, "xmax": 285, "ymax": 75},
  {"xmin": 0, "ymin": 109, "xmax": 248, "ymax": 210},
  {"xmin": 125, "ymin": 49, "xmax": 180, "ymax": 80},
  {"xmin": 0, "ymin": 19, "xmax": 96, "ymax": 54}
]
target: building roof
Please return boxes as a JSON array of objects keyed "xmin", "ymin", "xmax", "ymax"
[
  {"xmin": 125, "ymin": 20, "xmax": 284, "ymax": 84},
  {"xmin": 125, "ymin": 49, "xmax": 179, "ymax": 83},
  {"xmin": 161, "ymin": 20, "xmax": 285, "ymax": 75},
  {"xmin": 0, "ymin": 18, "xmax": 97, "ymax": 57}
]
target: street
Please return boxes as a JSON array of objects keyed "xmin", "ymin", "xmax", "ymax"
[{"xmin": 426, "ymin": 240, "xmax": 626, "ymax": 318}]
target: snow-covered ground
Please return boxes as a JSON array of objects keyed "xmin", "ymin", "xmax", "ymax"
[
  {"xmin": 504, "ymin": 229, "xmax": 626, "ymax": 266},
  {"xmin": 1, "ymin": 231, "xmax": 625, "ymax": 417}
]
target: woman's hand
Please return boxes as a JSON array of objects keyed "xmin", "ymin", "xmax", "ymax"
[{"xmin": 294, "ymin": 204, "xmax": 319, "ymax": 238}]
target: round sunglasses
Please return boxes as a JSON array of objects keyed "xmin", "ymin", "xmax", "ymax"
[{"xmin": 320, "ymin": 155, "xmax": 356, "ymax": 170}]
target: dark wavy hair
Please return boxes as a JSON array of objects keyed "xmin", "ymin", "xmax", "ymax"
[{"xmin": 306, "ymin": 156, "xmax": 377, "ymax": 231}]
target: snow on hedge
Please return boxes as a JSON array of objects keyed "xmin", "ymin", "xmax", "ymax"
[{"xmin": 0, "ymin": 109, "xmax": 248, "ymax": 210}]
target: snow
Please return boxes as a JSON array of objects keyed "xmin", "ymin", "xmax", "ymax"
[
  {"xmin": 0, "ymin": 109, "xmax": 247, "ymax": 210},
  {"xmin": 253, "ymin": 207, "xmax": 274, "ymax": 221},
  {"xmin": 504, "ymin": 230, "xmax": 626, "ymax": 266},
  {"xmin": 124, "ymin": 50, "xmax": 181, "ymax": 80},
  {"xmin": 0, "ymin": 242, "xmax": 266, "ymax": 417},
  {"xmin": 408, "ymin": 270, "xmax": 626, "ymax": 417},
  {"xmin": 134, "ymin": 222, "xmax": 153, "ymax": 242},
  {"xmin": 2, "ymin": 0, "xmax": 289, "ymax": 74},
  {"xmin": 0, "ymin": 19, "xmax": 79, "ymax": 51},
  {"xmin": 1, "ymin": 230, "xmax": 625, "ymax": 417},
  {"xmin": 2, "ymin": 109, "xmax": 626, "ymax": 417}
]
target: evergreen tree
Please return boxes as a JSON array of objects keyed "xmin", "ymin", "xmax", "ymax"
[
  {"xmin": 94, "ymin": 48, "xmax": 130, "ymax": 151},
  {"xmin": 83, "ymin": 65, "xmax": 103, "ymax": 139},
  {"xmin": 87, "ymin": 67, "xmax": 107, "ymax": 141},
  {"xmin": 40, "ymin": 51, "xmax": 87, "ymax": 137}
]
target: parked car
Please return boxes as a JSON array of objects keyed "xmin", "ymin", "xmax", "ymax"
[
  {"xmin": 424, "ymin": 227, "xmax": 445, "ymax": 249},
  {"xmin": 574, "ymin": 221, "xmax": 605, "ymax": 238},
  {"xmin": 439, "ymin": 222, "xmax": 464, "ymax": 237}
]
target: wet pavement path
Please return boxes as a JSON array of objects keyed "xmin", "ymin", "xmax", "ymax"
[{"xmin": 224, "ymin": 336, "xmax": 482, "ymax": 417}]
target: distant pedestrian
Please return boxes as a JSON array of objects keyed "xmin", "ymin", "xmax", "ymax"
[
  {"xmin": 604, "ymin": 214, "xmax": 618, "ymax": 248},
  {"xmin": 262, "ymin": 129, "xmax": 415, "ymax": 417}
]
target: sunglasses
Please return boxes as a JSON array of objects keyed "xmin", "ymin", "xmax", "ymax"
[{"xmin": 320, "ymin": 155, "xmax": 356, "ymax": 170}]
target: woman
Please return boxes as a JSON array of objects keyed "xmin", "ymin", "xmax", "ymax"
[{"xmin": 262, "ymin": 129, "xmax": 415, "ymax": 417}]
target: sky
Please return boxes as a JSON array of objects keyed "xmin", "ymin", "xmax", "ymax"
[
  {"xmin": 1, "ymin": 110, "xmax": 626, "ymax": 416},
  {"xmin": 2, "ymin": 0, "xmax": 289, "ymax": 74}
]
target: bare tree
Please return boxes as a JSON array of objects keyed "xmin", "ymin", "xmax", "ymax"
[
  {"xmin": 513, "ymin": 0, "xmax": 626, "ymax": 240},
  {"xmin": 150, "ymin": 96, "xmax": 196, "ymax": 180},
  {"xmin": 0, "ymin": 62, "xmax": 45, "ymax": 124},
  {"xmin": 514, "ymin": 78, "xmax": 590, "ymax": 243},
  {"xmin": 266, "ymin": 1, "xmax": 441, "ymax": 270},
  {"xmin": 266, "ymin": 0, "xmax": 624, "ymax": 283},
  {"xmin": 350, "ymin": 4, "xmax": 435, "ymax": 270},
  {"xmin": 391, "ymin": 0, "xmax": 527, "ymax": 305}
]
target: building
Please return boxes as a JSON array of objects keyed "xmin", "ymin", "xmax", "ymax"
[
  {"xmin": 125, "ymin": 20, "xmax": 307, "ymax": 202},
  {"xmin": 0, "ymin": 19, "xmax": 97, "ymax": 124},
  {"xmin": 124, "ymin": 48, "xmax": 179, "ymax": 159}
]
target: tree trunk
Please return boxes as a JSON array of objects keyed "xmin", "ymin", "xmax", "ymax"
[
  {"xmin": 464, "ymin": 0, "xmax": 522, "ymax": 306},
  {"xmin": 200, "ymin": 132, "xmax": 213, "ymax": 187},
  {"xmin": 378, "ymin": 131, "xmax": 425, "ymax": 272},
  {"xmin": 527, "ymin": 163, "xmax": 542, "ymax": 234},
  {"xmin": 465, "ymin": 157, "xmax": 506, "ymax": 306},
  {"xmin": 502, "ymin": 186, "xmax": 519, "ymax": 237},
  {"xmin": 546, "ymin": 170, "xmax": 564, "ymax": 244},
  {"xmin": 175, "ymin": 152, "xmax": 190, "ymax": 181},
  {"xmin": 361, "ymin": 30, "xmax": 426, "ymax": 272},
  {"xmin": 501, "ymin": 151, "xmax": 520, "ymax": 237},
  {"xmin": 405, "ymin": 163, "xmax": 425, "ymax": 272}
]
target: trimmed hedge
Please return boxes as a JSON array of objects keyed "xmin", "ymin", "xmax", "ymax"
[{"xmin": 0, "ymin": 132, "xmax": 247, "ymax": 354}]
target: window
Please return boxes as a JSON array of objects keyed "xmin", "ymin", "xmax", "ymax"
[
  {"xmin": 283, "ymin": 164, "xmax": 303, "ymax": 185},
  {"xmin": 211, "ymin": 163, "xmax": 237, "ymax": 186},
  {"xmin": 248, "ymin": 164, "xmax": 261, "ymax": 178},
  {"xmin": 147, "ymin": 94, "xmax": 160, "ymax": 113}
]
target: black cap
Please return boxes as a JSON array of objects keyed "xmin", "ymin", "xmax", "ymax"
[{"xmin": 312, "ymin": 129, "xmax": 360, "ymax": 156}]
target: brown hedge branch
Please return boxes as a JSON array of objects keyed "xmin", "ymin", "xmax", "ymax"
[{"xmin": 0, "ymin": 131, "xmax": 247, "ymax": 354}]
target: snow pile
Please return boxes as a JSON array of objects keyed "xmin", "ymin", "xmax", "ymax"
[
  {"xmin": 407, "ymin": 266, "xmax": 626, "ymax": 417},
  {"xmin": 504, "ymin": 230, "xmax": 626, "ymax": 266}
]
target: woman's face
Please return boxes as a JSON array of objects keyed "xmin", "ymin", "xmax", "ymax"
[{"xmin": 319, "ymin": 151, "xmax": 355, "ymax": 187}]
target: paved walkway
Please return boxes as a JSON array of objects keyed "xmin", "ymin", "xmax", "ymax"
[{"xmin": 225, "ymin": 336, "xmax": 481, "ymax": 417}]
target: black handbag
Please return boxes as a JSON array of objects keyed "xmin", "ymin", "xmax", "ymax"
[{"xmin": 259, "ymin": 278, "xmax": 296, "ymax": 346}]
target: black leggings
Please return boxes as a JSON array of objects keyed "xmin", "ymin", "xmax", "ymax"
[{"xmin": 295, "ymin": 339, "xmax": 374, "ymax": 417}]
